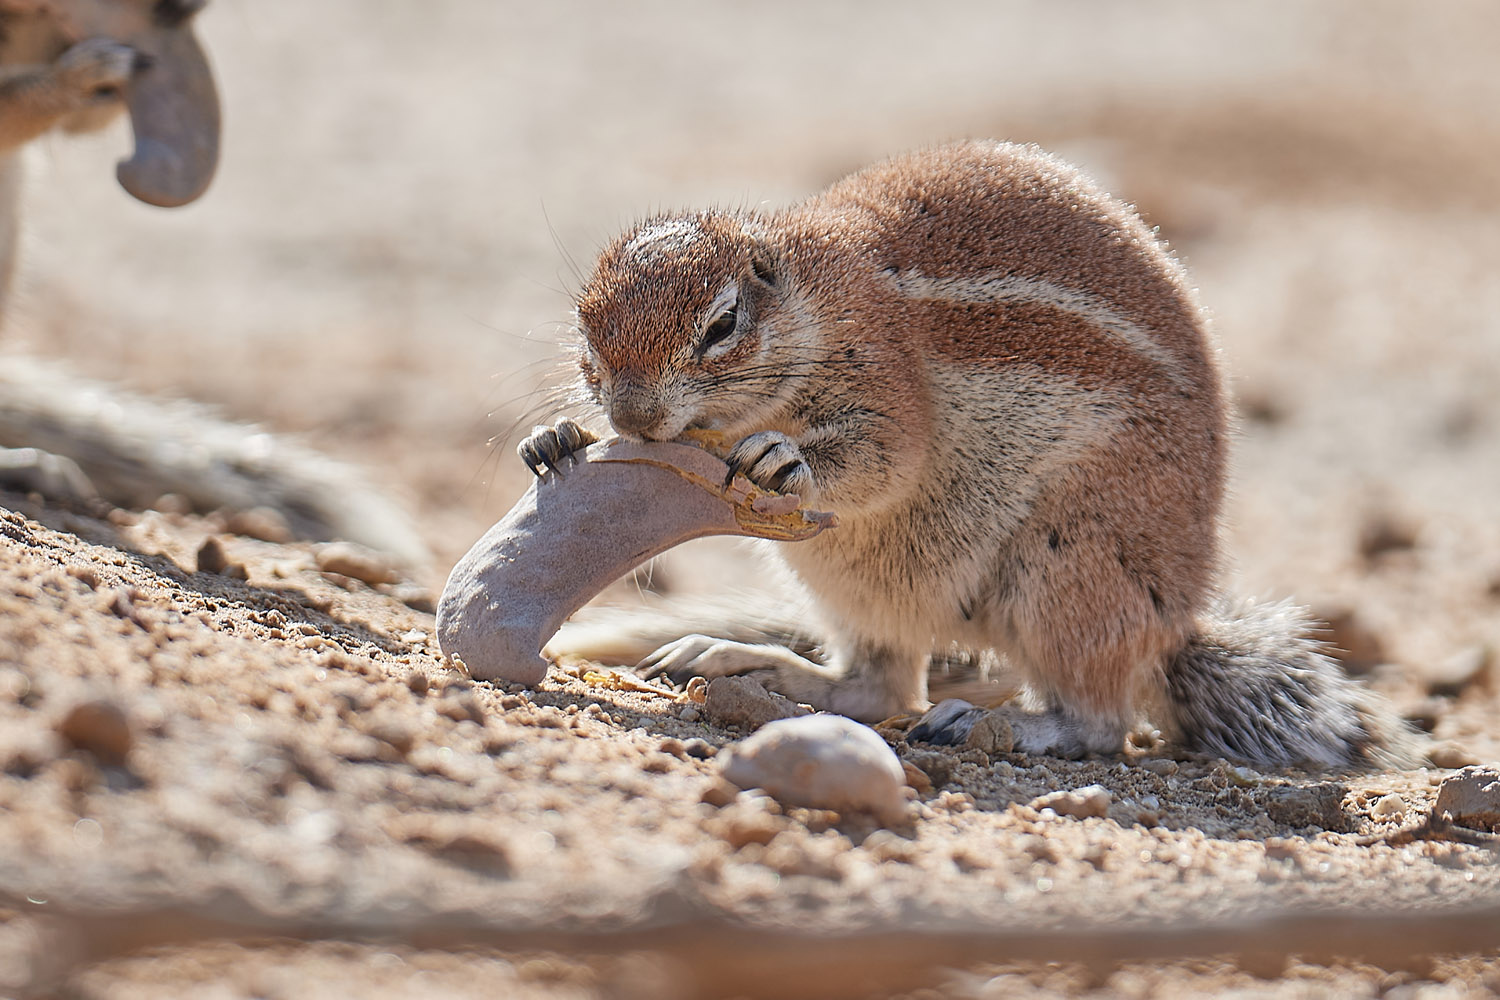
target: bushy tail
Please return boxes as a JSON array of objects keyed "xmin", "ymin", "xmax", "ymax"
[
  {"xmin": 1165, "ymin": 596, "xmax": 1420, "ymax": 769},
  {"xmin": 0, "ymin": 353, "xmax": 429, "ymax": 566}
]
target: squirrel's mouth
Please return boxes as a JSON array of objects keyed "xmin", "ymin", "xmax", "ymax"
[{"xmin": 609, "ymin": 414, "xmax": 694, "ymax": 444}]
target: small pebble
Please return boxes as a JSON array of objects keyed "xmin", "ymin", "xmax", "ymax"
[
  {"xmin": 862, "ymin": 829, "xmax": 917, "ymax": 863},
  {"xmin": 1319, "ymin": 609, "xmax": 1387, "ymax": 674},
  {"xmin": 1357, "ymin": 514, "xmax": 1418, "ymax": 562},
  {"xmin": 699, "ymin": 779, "xmax": 738, "ymax": 808},
  {"xmin": 391, "ymin": 818, "xmax": 512, "ymax": 875},
  {"xmin": 225, "ymin": 506, "xmax": 294, "ymax": 544},
  {"xmin": 365, "ymin": 720, "xmax": 416, "ymax": 756},
  {"xmin": 964, "ymin": 711, "xmax": 1014, "ymax": 754},
  {"xmin": 901, "ymin": 760, "xmax": 933, "ymax": 795},
  {"xmin": 1370, "ymin": 793, "xmax": 1407, "ymax": 821},
  {"xmin": 437, "ymin": 691, "xmax": 485, "ymax": 725},
  {"xmin": 1133, "ymin": 793, "xmax": 1163, "ymax": 827},
  {"xmin": 1028, "ymin": 785, "xmax": 1111, "ymax": 820},
  {"xmin": 681, "ymin": 738, "xmax": 716, "ymax": 760},
  {"xmin": 1401, "ymin": 697, "xmax": 1447, "ymax": 734},
  {"xmin": 65, "ymin": 566, "xmax": 99, "ymax": 590},
  {"xmin": 150, "ymin": 493, "xmax": 193, "ymax": 516},
  {"xmin": 703, "ymin": 676, "xmax": 809, "ymax": 731},
  {"xmin": 906, "ymin": 751, "xmax": 953, "ymax": 789},
  {"xmin": 386, "ymin": 584, "xmax": 437, "ymax": 614},
  {"xmin": 195, "ymin": 536, "xmax": 233, "ymax": 576},
  {"xmin": 57, "ymin": 700, "xmax": 133, "ymax": 766},
  {"xmin": 711, "ymin": 804, "xmax": 782, "ymax": 847},
  {"xmin": 100, "ymin": 588, "xmax": 143, "ymax": 625},
  {"xmin": 720, "ymin": 714, "xmax": 908, "ymax": 825},
  {"xmin": 1263, "ymin": 782, "xmax": 1350, "ymax": 832},
  {"xmin": 1433, "ymin": 766, "xmax": 1500, "ymax": 831},
  {"xmin": 1425, "ymin": 645, "xmax": 1492, "ymax": 699},
  {"xmin": 1428, "ymin": 742, "xmax": 1480, "ymax": 769},
  {"xmin": 1226, "ymin": 765, "xmax": 1265, "ymax": 787},
  {"xmin": 315, "ymin": 542, "xmax": 398, "ymax": 586}
]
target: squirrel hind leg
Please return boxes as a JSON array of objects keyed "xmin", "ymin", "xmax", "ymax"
[
  {"xmin": 636, "ymin": 634, "xmax": 928, "ymax": 723},
  {"xmin": 1165, "ymin": 597, "xmax": 1423, "ymax": 770},
  {"xmin": 638, "ymin": 634, "xmax": 822, "ymax": 687},
  {"xmin": 908, "ymin": 695, "xmax": 1129, "ymax": 758}
]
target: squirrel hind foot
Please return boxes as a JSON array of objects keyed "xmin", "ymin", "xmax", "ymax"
[
  {"xmin": 910, "ymin": 698, "xmax": 1127, "ymax": 759},
  {"xmin": 908, "ymin": 698, "xmax": 989, "ymax": 744}
]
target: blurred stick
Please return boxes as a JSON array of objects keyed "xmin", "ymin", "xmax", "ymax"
[{"xmin": 7, "ymin": 890, "xmax": 1500, "ymax": 998}]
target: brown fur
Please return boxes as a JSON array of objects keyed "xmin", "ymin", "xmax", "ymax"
[{"xmin": 541, "ymin": 140, "xmax": 1412, "ymax": 767}]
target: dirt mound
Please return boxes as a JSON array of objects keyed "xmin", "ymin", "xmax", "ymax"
[{"xmin": 1, "ymin": 494, "xmax": 1497, "ymax": 997}]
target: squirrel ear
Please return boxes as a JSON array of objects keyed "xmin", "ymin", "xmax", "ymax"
[{"xmin": 749, "ymin": 246, "xmax": 778, "ymax": 289}]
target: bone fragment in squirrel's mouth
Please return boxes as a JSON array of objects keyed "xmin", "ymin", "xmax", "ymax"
[{"xmin": 436, "ymin": 438, "xmax": 836, "ymax": 687}]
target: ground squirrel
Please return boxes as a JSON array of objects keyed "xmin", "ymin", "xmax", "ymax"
[{"xmin": 524, "ymin": 140, "xmax": 1414, "ymax": 768}]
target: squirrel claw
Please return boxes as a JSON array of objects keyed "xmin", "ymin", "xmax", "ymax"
[
  {"xmin": 908, "ymin": 698, "xmax": 988, "ymax": 745},
  {"xmin": 518, "ymin": 418, "xmax": 598, "ymax": 477},
  {"xmin": 724, "ymin": 430, "xmax": 813, "ymax": 495}
]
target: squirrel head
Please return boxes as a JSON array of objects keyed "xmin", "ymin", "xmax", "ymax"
[{"xmin": 573, "ymin": 211, "xmax": 792, "ymax": 441}]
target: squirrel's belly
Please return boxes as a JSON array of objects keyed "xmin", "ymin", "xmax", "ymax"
[
  {"xmin": 774, "ymin": 504, "xmax": 1000, "ymax": 647},
  {"xmin": 771, "ymin": 363, "xmax": 1135, "ymax": 644}
]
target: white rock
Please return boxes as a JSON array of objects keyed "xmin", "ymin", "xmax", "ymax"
[
  {"xmin": 719, "ymin": 715, "xmax": 908, "ymax": 824},
  {"xmin": 1370, "ymin": 792, "xmax": 1407, "ymax": 821},
  {"xmin": 1434, "ymin": 766, "xmax": 1500, "ymax": 830},
  {"xmin": 1028, "ymin": 785, "xmax": 1112, "ymax": 820}
]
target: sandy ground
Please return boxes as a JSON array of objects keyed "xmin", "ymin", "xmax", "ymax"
[{"xmin": 2, "ymin": 0, "xmax": 1500, "ymax": 996}]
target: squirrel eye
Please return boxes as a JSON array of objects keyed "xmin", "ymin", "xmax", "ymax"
[{"xmin": 700, "ymin": 307, "xmax": 738, "ymax": 351}]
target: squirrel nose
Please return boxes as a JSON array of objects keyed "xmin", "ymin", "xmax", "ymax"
[{"xmin": 609, "ymin": 390, "xmax": 669, "ymax": 440}]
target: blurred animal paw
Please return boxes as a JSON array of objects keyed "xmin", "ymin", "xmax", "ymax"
[{"xmin": 0, "ymin": 446, "xmax": 97, "ymax": 502}]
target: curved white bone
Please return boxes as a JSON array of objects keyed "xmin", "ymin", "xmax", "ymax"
[
  {"xmin": 116, "ymin": 18, "xmax": 220, "ymax": 207},
  {"xmin": 436, "ymin": 439, "xmax": 835, "ymax": 685}
]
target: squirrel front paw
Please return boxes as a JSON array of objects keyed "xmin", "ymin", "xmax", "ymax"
[
  {"xmin": 55, "ymin": 39, "xmax": 141, "ymax": 107},
  {"xmin": 724, "ymin": 430, "xmax": 814, "ymax": 496},
  {"xmin": 518, "ymin": 418, "xmax": 598, "ymax": 477}
]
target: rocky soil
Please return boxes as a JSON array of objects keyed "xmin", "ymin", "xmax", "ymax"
[{"xmin": 3, "ymin": 1, "xmax": 1499, "ymax": 996}]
